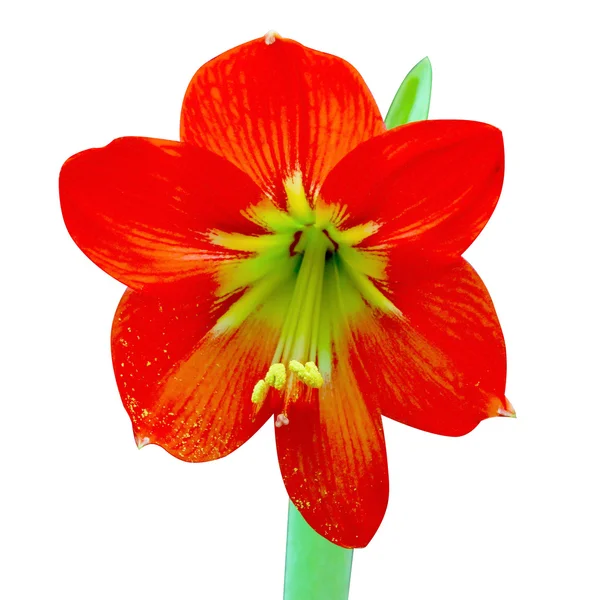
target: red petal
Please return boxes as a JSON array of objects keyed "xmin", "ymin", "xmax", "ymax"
[
  {"xmin": 321, "ymin": 120, "xmax": 504, "ymax": 257},
  {"xmin": 352, "ymin": 257, "xmax": 509, "ymax": 436},
  {"xmin": 276, "ymin": 347, "xmax": 389, "ymax": 548},
  {"xmin": 181, "ymin": 35, "xmax": 384, "ymax": 202},
  {"xmin": 112, "ymin": 288, "xmax": 277, "ymax": 461},
  {"xmin": 60, "ymin": 137, "xmax": 263, "ymax": 290}
]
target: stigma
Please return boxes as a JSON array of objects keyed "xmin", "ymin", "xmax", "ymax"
[{"xmin": 275, "ymin": 414, "xmax": 290, "ymax": 427}]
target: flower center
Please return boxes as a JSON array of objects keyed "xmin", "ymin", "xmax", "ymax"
[{"xmin": 209, "ymin": 171, "xmax": 395, "ymax": 424}]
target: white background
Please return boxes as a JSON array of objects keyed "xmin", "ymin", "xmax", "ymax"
[{"xmin": 1, "ymin": 1, "xmax": 598, "ymax": 598}]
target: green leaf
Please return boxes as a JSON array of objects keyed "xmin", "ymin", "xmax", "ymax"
[{"xmin": 384, "ymin": 56, "xmax": 432, "ymax": 128}]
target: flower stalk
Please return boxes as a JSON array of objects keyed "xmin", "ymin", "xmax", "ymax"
[{"xmin": 284, "ymin": 501, "xmax": 353, "ymax": 600}]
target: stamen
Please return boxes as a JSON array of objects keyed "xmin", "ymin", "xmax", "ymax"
[
  {"xmin": 251, "ymin": 379, "xmax": 268, "ymax": 405},
  {"xmin": 302, "ymin": 361, "xmax": 324, "ymax": 388},
  {"xmin": 274, "ymin": 225, "xmax": 331, "ymax": 364},
  {"xmin": 275, "ymin": 413, "xmax": 290, "ymax": 427},
  {"xmin": 264, "ymin": 362, "xmax": 287, "ymax": 390},
  {"xmin": 245, "ymin": 177, "xmax": 339, "ymax": 412},
  {"xmin": 251, "ymin": 363, "xmax": 288, "ymax": 407},
  {"xmin": 288, "ymin": 360, "xmax": 305, "ymax": 375},
  {"xmin": 288, "ymin": 360, "xmax": 324, "ymax": 388}
]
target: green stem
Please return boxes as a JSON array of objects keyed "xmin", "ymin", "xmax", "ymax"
[{"xmin": 283, "ymin": 501, "xmax": 353, "ymax": 600}]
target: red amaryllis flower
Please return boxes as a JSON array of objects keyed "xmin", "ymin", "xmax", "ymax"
[{"xmin": 59, "ymin": 33, "xmax": 513, "ymax": 548}]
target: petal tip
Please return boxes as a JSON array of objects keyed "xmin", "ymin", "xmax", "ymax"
[
  {"xmin": 264, "ymin": 30, "xmax": 281, "ymax": 45},
  {"xmin": 485, "ymin": 394, "xmax": 516, "ymax": 420},
  {"xmin": 135, "ymin": 435, "xmax": 151, "ymax": 449},
  {"xmin": 497, "ymin": 397, "xmax": 516, "ymax": 419}
]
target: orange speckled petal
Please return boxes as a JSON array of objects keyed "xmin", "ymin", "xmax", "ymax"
[
  {"xmin": 276, "ymin": 344, "xmax": 389, "ymax": 548},
  {"xmin": 112, "ymin": 287, "xmax": 278, "ymax": 461}
]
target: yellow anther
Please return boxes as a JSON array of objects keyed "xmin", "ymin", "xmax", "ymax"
[
  {"xmin": 302, "ymin": 361, "xmax": 324, "ymax": 388},
  {"xmin": 287, "ymin": 360, "xmax": 324, "ymax": 389},
  {"xmin": 288, "ymin": 360, "xmax": 305, "ymax": 375},
  {"xmin": 264, "ymin": 363, "xmax": 287, "ymax": 391},
  {"xmin": 251, "ymin": 379, "xmax": 268, "ymax": 405}
]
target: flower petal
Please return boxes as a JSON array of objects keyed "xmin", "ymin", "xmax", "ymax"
[
  {"xmin": 60, "ymin": 137, "xmax": 263, "ymax": 290},
  {"xmin": 322, "ymin": 120, "xmax": 504, "ymax": 258},
  {"xmin": 112, "ymin": 287, "xmax": 279, "ymax": 461},
  {"xmin": 276, "ymin": 347, "xmax": 389, "ymax": 548},
  {"xmin": 351, "ymin": 256, "xmax": 510, "ymax": 436},
  {"xmin": 181, "ymin": 35, "xmax": 385, "ymax": 202}
]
